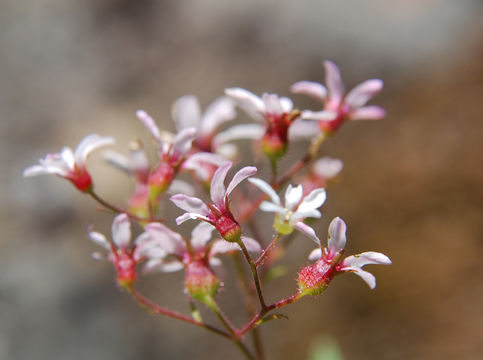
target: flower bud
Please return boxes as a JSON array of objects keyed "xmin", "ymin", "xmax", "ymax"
[
  {"xmin": 261, "ymin": 132, "xmax": 288, "ymax": 161},
  {"xmin": 148, "ymin": 162, "xmax": 175, "ymax": 202},
  {"xmin": 114, "ymin": 252, "xmax": 137, "ymax": 289},
  {"xmin": 184, "ymin": 261, "xmax": 219, "ymax": 303},
  {"xmin": 69, "ymin": 168, "xmax": 93, "ymax": 192},
  {"xmin": 215, "ymin": 214, "xmax": 242, "ymax": 243},
  {"xmin": 297, "ymin": 259, "xmax": 336, "ymax": 297}
]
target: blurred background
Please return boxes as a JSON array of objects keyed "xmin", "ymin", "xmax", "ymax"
[{"xmin": 1, "ymin": 0, "xmax": 482, "ymax": 359}]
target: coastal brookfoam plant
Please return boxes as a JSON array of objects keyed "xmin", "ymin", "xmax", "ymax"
[{"xmin": 24, "ymin": 59, "xmax": 391, "ymax": 360}]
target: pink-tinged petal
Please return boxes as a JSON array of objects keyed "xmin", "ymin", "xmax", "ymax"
[
  {"xmin": 103, "ymin": 150, "xmax": 132, "ymax": 174},
  {"xmin": 210, "ymin": 236, "xmax": 260, "ymax": 257},
  {"xmin": 262, "ymin": 93, "xmax": 284, "ymax": 116},
  {"xmin": 167, "ymin": 180, "xmax": 196, "ymax": 197},
  {"xmin": 171, "ymin": 127, "xmax": 196, "ymax": 158},
  {"xmin": 301, "ymin": 110, "xmax": 338, "ymax": 121},
  {"xmin": 345, "ymin": 268, "xmax": 377, "ymax": 289},
  {"xmin": 345, "ymin": 79, "xmax": 383, "ymax": 109},
  {"xmin": 182, "ymin": 152, "xmax": 229, "ymax": 181},
  {"xmin": 111, "ymin": 214, "xmax": 131, "ymax": 250},
  {"xmin": 280, "ymin": 97, "xmax": 294, "ymax": 113},
  {"xmin": 213, "ymin": 124, "xmax": 265, "ymax": 145},
  {"xmin": 241, "ymin": 236, "xmax": 261, "ymax": 254},
  {"xmin": 324, "ymin": 60, "xmax": 345, "ymax": 106},
  {"xmin": 308, "ymin": 248, "xmax": 323, "ymax": 261},
  {"xmin": 288, "ymin": 119, "xmax": 320, "ymax": 141},
  {"xmin": 327, "ymin": 217, "xmax": 347, "ymax": 256},
  {"xmin": 210, "ymin": 162, "xmax": 232, "ymax": 207},
  {"xmin": 87, "ymin": 230, "xmax": 110, "ymax": 250},
  {"xmin": 23, "ymin": 163, "xmax": 67, "ymax": 177},
  {"xmin": 248, "ymin": 178, "xmax": 281, "ymax": 205},
  {"xmin": 290, "ymin": 81, "xmax": 328, "ymax": 102},
  {"xmin": 144, "ymin": 222, "xmax": 185, "ymax": 256},
  {"xmin": 259, "ymin": 201, "xmax": 286, "ymax": 214},
  {"xmin": 134, "ymin": 242, "xmax": 167, "ymax": 261},
  {"xmin": 209, "ymin": 257, "xmax": 223, "ymax": 267},
  {"xmin": 74, "ymin": 135, "xmax": 115, "ymax": 166},
  {"xmin": 313, "ymin": 157, "xmax": 343, "ymax": 179},
  {"xmin": 226, "ymin": 166, "xmax": 257, "ymax": 197},
  {"xmin": 297, "ymin": 188, "xmax": 326, "ymax": 213},
  {"xmin": 291, "ymin": 209, "xmax": 321, "ymax": 224},
  {"xmin": 143, "ymin": 259, "xmax": 184, "ymax": 274},
  {"xmin": 191, "ymin": 222, "xmax": 215, "ymax": 250},
  {"xmin": 129, "ymin": 142, "xmax": 150, "ymax": 176},
  {"xmin": 294, "ymin": 222, "xmax": 321, "ymax": 244},
  {"xmin": 284, "ymin": 184, "xmax": 303, "ymax": 211},
  {"xmin": 349, "ymin": 106, "xmax": 386, "ymax": 121},
  {"xmin": 225, "ymin": 87, "xmax": 265, "ymax": 122},
  {"xmin": 176, "ymin": 212, "xmax": 210, "ymax": 225},
  {"xmin": 200, "ymin": 96, "xmax": 236, "ymax": 136},
  {"xmin": 172, "ymin": 95, "xmax": 201, "ymax": 131},
  {"xmin": 216, "ymin": 143, "xmax": 238, "ymax": 159},
  {"xmin": 341, "ymin": 251, "xmax": 392, "ymax": 268},
  {"xmin": 170, "ymin": 194, "xmax": 210, "ymax": 216},
  {"xmin": 137, "ymin": 110, "xmax": 162, "ymax": 143}
]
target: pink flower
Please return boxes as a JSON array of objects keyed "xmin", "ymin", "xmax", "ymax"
[
  {"xmin": 138, "ymin": 222, "xmax": 260, "ymax": 301},
  {"xmin": 170, "ymin": 162, "xmax": 257, "ymax": 242},
  {"xmin": 224, "ymin": 88, "xmax": 311, "ymax": 159},
  {"xmin": 297, "ymin": 217, "xmax": 391, "ymax": 294},
  {"xmin": 172, "ymin": 95, "xmax": 237, "ymax": 157},
  {"xmin": 299, "ymin": 156, "xmax": 343, "ymax": 193},
  {"xmin": 291, "ymin": 60, "xmax": 385, "ymax": 133},
  {"xmin": 23, "ymin": 134, "xmax": 115, "ymax": 192},
  {"xmin": 88, "ymin": 213, "xmax": 145, "ymax": 288}
]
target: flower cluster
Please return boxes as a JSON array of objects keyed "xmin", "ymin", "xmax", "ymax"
[{"xmin": 24, "ymin": 60, "xmax": 390, "ymax": 360}]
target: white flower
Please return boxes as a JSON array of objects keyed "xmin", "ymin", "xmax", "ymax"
[
  {"xmin": 103, "ymin": 140, "xmax": 150, "ymax": 184},
  {"xmin": 298, "ymin": 217, "xmax": 391, "ymax": 289},
  {"xmin": 291, "ymin": 60, "xmax": 385, "ymax": 133},
  {"xmin": 248, "ymin": 178, "xmax": 326, "ymax": 234},
  {"xmin": 23, "ymin": 134, "xmax": 115, "ymax": 191},
  {"xmin": 312, "ymin": 156, "xmax": 343, "ymax": 180}
]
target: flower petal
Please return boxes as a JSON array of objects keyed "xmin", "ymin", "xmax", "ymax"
[
  {"xmin": 87, "ymin": 230, "xmax": 110, "ymax": 250},
  {"xmin": 324, "ymin": 60, "xmax": 345, "ymax": 106},
  {"xmin": 170, "ymin": 194, "xmax": 210, "ymax": 216},
  {"xmin": 346, "ymin": 268, "xmax": 377, "ymax": 289},
  {"xmin": 209, "ymin": 236, "xmax": 260, "ymax": 256},
  {"xmin": 327, "ymin": 217, "xmax": 347, "ymax": 255},
  {"xmin": 262, "ymin": 93, "xmax": 284, "ymax": 116},
  {"xmin": 313, "ymin": 157, "xmax": 343, "ymax": 179},
  {"xmin": 175, "ymin": 212, "xmax": 210, "ymax": 225},
  {"xmin": 248, "ymin": 178, "xmax": 281, "ymax": 205},
  {"xmin": 200, "ymin": 96, "xmax": 237, "ymax": 136},
  {"xmin": 225, "ymin": 87, "xmax": 265, "ymax": 122},
  {"xmin": 349, "ymin": 106, "xmax": 386, "ymax": 121},
  {"xmin": 111, "ymin": 213, "xmax": 131, "ymax": 250},
  {"xmin": 291, "ymin": 209, "xmax": 321, "ymax": 224},
  {"xmin": 300, "ymin": 110, "xmax": 338, "ymax": 121},
  {"xmin": 172, "ymin": 95, "xmax": 201, "ymax": 131},
  {"xmin": 308, "ymin": 248, "xmax": 323, "ymax": 261},
  {"xmin": 213, "ymin": 124, "xmax": 265, "ymax": 145},
  {"xmin": 74, "ymin": 134, "xmax": 115, "ymax": 167},
  {"xmin": 103, "ymin": 150, "xmax": 132, "ymax": 174},
  {"xmin": 341, "ymin": 251, "xmax": 392, "ymax": 268},
  {"xmin": 290, "ymin": 80, "xmax": 328, "ymax": 102},
  {"xmin": 167, "ymin": 180, "xmax": 196, "ymax": 197},
  {"xmin": 226, "ymin": 166, "xmax": 257, "ymax": 197},
  {"xmin": 345, "ymin": 79, "xmax": 383, "ymax": 108},
  {"xmin": 191, "ymin": 222, "xmax": 215, "ymax": 250},
  {"xmin": 297, "ymin": 188, "xmax": 326, "ymax": 213},
  {"xmin": 143, "ymin": 259, "xmax": 184, "ymax": 274},
  {"xmin": 284, "ymin": 184, "xmax": 303, "ymax": 211},
  {"xmin": 288, "ymin": 119, "xmax": 320, "ymax": 141},
  {"xmin": 137, "ymin": 110, "xmax": 162, "ymax": 144},
  {"xmin": 259, "ymin": 201, "xmax": 286, "ymax": 214},
  {"xmin": 294, "ymin": 222, "xmax": 321, "ymax": 244},
  {"xmin": 210, "ymin": 161, "xmax": 232, "ymax": 208},
  {"xmin": 144, "ymin": 222, "xmax": 186, "ymax": 256},
  {"xmin": 171, "ymin": 127, "xmax": 196, "ymax": 159}
]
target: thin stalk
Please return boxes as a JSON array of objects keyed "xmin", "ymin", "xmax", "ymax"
[
  {"xmin": 255, "ymin": 232, "xmax": 283, "ymax": 268},
  {"xmin": 128, "ymin": 287, "xmax": 231, "ymax": 339}
]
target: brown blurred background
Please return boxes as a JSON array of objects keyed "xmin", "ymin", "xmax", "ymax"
[{"xmin": 1, "ymin": 0, "xmax": 482, "ymax": 359}]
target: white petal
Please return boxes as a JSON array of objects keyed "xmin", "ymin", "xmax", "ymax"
[
  {"xmin": 288, "ymin": 119, "xmax": 320, "ymax": 141},
  {"xmin": 88, "ymin": 230, "xmax": 110, "ymax": 250},
  {"xmin": 103, "ymin": 150, "xmax": 132, "ymax": 174},
  {"xmin": 210, "ymin": 236, "xmax": 260, "ymax": 257},
  {"xmin": 225, "ymin": 87, "xmax": 265, "ymax": 122},
  {"xmin": 143, "ymin": 259, "xmax": 184, "ymax": 274},
  {"xmin": 167, "ymin": 180, "xmax": 196, "ymax": 196},
  {"xmin": 61, "ymin": 147, "xmax": 76, "ymax": 170},
  {"xmin": 259, "ymin": 201, "xmax": 286, "ymax": 214},
  {"xmin": 213, "ymin": 123, "xmax": 265, "ymax": 145},
  {"xmin": 297, "ymin": 188, "xmax": 326, "ymax": 213},
  {"xmin": 341, "ymin": 251, "xmax": 392, "ymax": 268},
  {"xmin": 328, "ymin": 217, "xmax": 347, "ymax": 255},
  {"xmin": 349, "ymin": 106, "xmax": 386, "ymax": 121},
  {"xmin": 345, "ymin": 79, "xmax": 383, "ymax": 108},
  {"xmin": 144, "ymin": 222, "xmax": 185, "ymax": 256},
  {"xmin": 175, "ymin": 213, "xmax": 210, "ymax": 225},
  {"xmin": 170, "ymin": 194, "xmax": 210, "ymax": 216},
  {"xmin": 294, "ymin": 222, "xmax": 321, "ymax": 244},
  {"xmin": 240, "ymin": 236, "xmax": 261, "ymax": 254},
  {"xmin": 301, "ymin": 110, "xmax": 338, "ymax": 121},
  {"xmin": 210, "ymin": 162, "xmax": 232, "ymax": 208},
  {"xmin": 324, "ymin": 60, "xmax": 345, "ymax": 106},
  {"xmin": 209, "ymin": 257, "xmax": 223, "ymax": 267},
  {"xmin": 182, "ymin": 152, "xmax": 229, "ymax": 181},
  {"xmin": 291, "ymin": 209, "xmax": 321, "ymax": 224},
  {"xmin": 345, "ymin": 268, "xmax": 377, "ymax": 289},
  {"xmin": 111, "ymin": 214, "xmax": 131, "ymax": 250},
  {"xmin": 313, "ymin": 157, "xmax": 343, "ymax": 179},
  {"xmin": 74, "ymin": 135, "xmax": 115, "ymax": 167},
  {"xmin": 262, "ymin": 93, "xmax": 283, "ymax": 116},
  {"xmin": 200, "ymin": 96, "xmax": 236, "ymax": 136},
  {"xmin": 308, "ymin": 248, "xmax": 323, "ymax": 261},
  {"xmin": 216, "ymin": 143, "xmax": 238, "ymax": 159},
  {"xmin": 191, "ymin": 222, "xmax": 215, "ymax": 250},
  {"xmin": 172, "ymin": 95, "xmax": 201, "ymax": 131},
  {"xmin": 23, "ymin": 164, "xmax": 66, "ymax": 177},
  {"xmin": 225, "ymin": 166, "xmax": 257, "ymax": 197},
  {"xmin": 284, "ymin": 184, "xmax": 303, "ymax": 211},
  {"xmin": 171, "ymin": 127, "xmax": 196, "ymax": 159},
  {"xmin": 280, "ymin": 97, "xmax": 294, "ymax": 113},
  {"xmin": 137, "ymin": 110, "xmax": 162, "ymax": 144},
  {"xmin": 247, "ymin": 178, "xmax": 281, "ymax": 205},
  {"xmin": 290, "ymin": 81, "xmax": 328, "ymax": 102}
]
